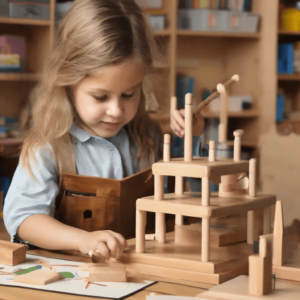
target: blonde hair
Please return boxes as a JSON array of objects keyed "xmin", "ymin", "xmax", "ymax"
[{"xmin": 21, "ymin": 0, "xmax": 163, "ymax": 171}]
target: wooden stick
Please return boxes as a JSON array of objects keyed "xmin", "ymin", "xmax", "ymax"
[
  {"xmin": 202, "ymin": 218, "xmax": 210, "ymax": 262},
  {"xmin": 184, "ymin": 93, "xmax": 193, "ymax": 162},
  {"xmin": 249, "ymin": 158, "xmax": 257, "ymax": 197},
  {"xmin": 219, "ymin": 90, "xmax": 229, "ymax": 143},
  {"xmin": 208, "ymin": 140, "xmax": 216, "ymax": 162},
  {"xmin": 163, "ymin": 134, "xmax": 171, "ymax": 162},
  {"xmin": 155, "ymin": 175, "xmax": 165, "ymax": 243},
  {"xmin": 273, "ymin": 200, "xmax": 284, "ymax": 266},
  {"xmin": 192, "ymin": 74, "xmax": 239, "ymax": 115},
  {"xmin": 136, "ymin": 209, "xmax": 146, "ymax": 253},
  {"xmin": 247, "ymin": 210, "xmax": 255, "ymax": 245},
  {"xmin": 175, "ymin": 176, "xmax": 184, "ymax": 225}
]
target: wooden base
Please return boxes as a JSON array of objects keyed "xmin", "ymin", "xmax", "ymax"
[
  {"xmin": 198, "ymin": 275, "xmax": 300, "ymax": 299},
  {"xmin": 119, "ymin": 232, "xmax": 252, "ymax": 285},
  {"xmin": 175, "ymin": 221, "xmax": 247, "ymax": 248}
]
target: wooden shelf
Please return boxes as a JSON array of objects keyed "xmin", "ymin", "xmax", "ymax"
[
  {"xmin": 177, "ymin": 30, "xmax": 260, "ymax": 39},
  {"xmin": 0, "ymin": 73, "xmax": 40, "ymax": 81},
  {"xmin": 278, "ymin": 74, "xmax": 300, "ymax": 81},
  {"xmin": 278, "ymin": 29, "xmax": 300, "ymax": 36},
  {"xmin": 202, "ymin": 110, "xmax": 259, "ymax": 119},
  {"xmin": 0, "ymin": 137, "xmax": 23, "ymax": 157},
  {"xmin": 0, "ymin": 17, "xmax": 51, "ymax": 26}
]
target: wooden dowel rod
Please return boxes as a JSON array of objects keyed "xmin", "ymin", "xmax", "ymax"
[{"xmin": 192, "ymin": 74, "xmax": 239, "ymax": 115}]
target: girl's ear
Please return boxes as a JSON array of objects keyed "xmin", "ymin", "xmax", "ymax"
[{"xmin": 142, "ymin": 75, "xmax": 159, "ymax": 111}]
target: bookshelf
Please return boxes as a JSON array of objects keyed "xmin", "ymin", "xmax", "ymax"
[
  {"xmin": 0, "ymin": 0, "xmax": 56, "ymax": 162},
  {"xmin": 150, "ymin": 0, "xmax": 276, "ymax": 152}
]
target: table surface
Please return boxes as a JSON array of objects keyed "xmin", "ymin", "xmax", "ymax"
[{"xmin": 0, "ymin": 218, "xmax": 209, "ymax": 299}]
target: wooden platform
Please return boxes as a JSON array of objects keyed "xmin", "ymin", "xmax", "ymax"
[
  {"xmin": 152, "ymin": 157, "xmax": 249, "ymax": 178},
  {"xmin": 119, "ymin": 232, "xmax": 252, "ymax": 285},
  {"xmin": 199, "ymin": 275, "xmax": 300, "ymax": 299},
  {"xmin": 137, "ymin": 193, "xmax": 276, "ymax": 219}
]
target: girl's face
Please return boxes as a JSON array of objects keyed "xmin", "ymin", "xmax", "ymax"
[{"xmin": 73, "ymin": 58, "xmax": 145, "ymax": 138}]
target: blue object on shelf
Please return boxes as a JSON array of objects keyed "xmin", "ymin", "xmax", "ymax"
[
  {"xmin": 278, "ymin": 43, "xmax": 294, "ymax": 74},
  {"xmin": 276, "ymin": 93, "xmax": 285, "ymax": 122}
]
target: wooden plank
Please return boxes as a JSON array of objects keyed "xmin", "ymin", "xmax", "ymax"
[
  {"xmin": 136, "ymin": 193, "xmax": 276, "ymax": 219},
  {"xmin": 13, "ymin": 269, "xmax": 59, "ymax": 285}
]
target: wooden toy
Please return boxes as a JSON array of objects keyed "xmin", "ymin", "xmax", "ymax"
[
  {"xmin": 0, "ymin": 240, "xmax": 26, "ymax": 266},
  {"xmin": 89, "ymin": 265, "xmax": 127, "ymax": 283},
  {"xmin": 13, "ymin": 269, "xmax": 60, "ymax": 285},
  {"xmin": 118, "ymin": 77, "xmax": 276, "ymax": 285}
]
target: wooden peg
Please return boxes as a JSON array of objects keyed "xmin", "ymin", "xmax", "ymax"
[
  {"xmin": 273, "ymin": 201, "xmax": 284, "ymax": 266},
  {"xmin": 154, "ymin": 175, "xmax": 165, "ymax": 243},
  {"xmin": 170, "ymin": 96, "xmax": 177, "ymax": 127},
  {"xmin": 209, "ymin": 140, "xmax": 216, "ymax": 162},
  {"xmin": 136, "ymin": 209, "xmax": 147, "ymax": 253},
  {"xmin": 202, "ymin": 218, "xmax": 210, "ymax": 263},
  {"xmin": 184, "ymin": 93, "xmax": 193, "ymax": 162},
  {"xmin": 249, "ymin": 158, "xmax": 257, "ymax": 197},
  {"xmin": 247, "ymin": 210, "xmax": 255, "ymax": 245},
  {"xmin": 0, "ymin": 240, "xmax": 26, "ymax": 266},
  {"xmin": 218, "ymin": 124, "xmax": 226, "ymax": 143},
  {"xmin": 163, "ymin": 134, "xmax": 171, "ymax": 162},
  {"xmin": 175, "ymin": 176, "xmax": 184, "ymax": 225},
  {"xmin": 13, "ymin": 269, "xmax": 60, "ymax": 285},
  {"xmin": 233, "ymin": 129, "xmax": 244, "ymax": 161}
]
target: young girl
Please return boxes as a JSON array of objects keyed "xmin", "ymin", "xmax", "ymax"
[{"xmin": 3, "ymin": 0, "xmax": 173, "ymax": 261}]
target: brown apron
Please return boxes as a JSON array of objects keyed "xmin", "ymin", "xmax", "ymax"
[{"xmin": 50, "ymin": 133, "xmax": 155, "ymax": 238}]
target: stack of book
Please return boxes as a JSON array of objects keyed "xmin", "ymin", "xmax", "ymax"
[{"xmin": 179, "ymin": 0, "xmax": 252, "ymax": 11}]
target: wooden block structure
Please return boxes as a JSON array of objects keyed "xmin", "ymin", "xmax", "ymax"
[
  {"xmin": 128, "ymin": 82, "xmax": 278, "ymax": 285},
  {"xmin": 13, "ymin": 269, "xmax": 59, "ymax": 285},
  {"xmin": 0, "ymin": 240, "xmax": 26, "ymax": 266},
  {"xmin": 135, "ymin": 93, "xmax": 276, "ymax": 264},
  {"xmin": 89, "ymin": 265, "xmax": 127, "ymax": 283}
]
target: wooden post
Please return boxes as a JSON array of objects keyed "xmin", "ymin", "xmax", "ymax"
[
  {"xmin": 201, "ymin": 177, "xmax": 210, "ymax": 262},
  {"xmin": 248, "ymin": 158, "xmax": 257, "ymax": 244},
  {"xmin": 273, "ymin": 200, "xmax": 284, "ymax": 266},
  {"xmin": 175, "ymin": 176, "xmax": 184, "ymax": 225},
  {"xmin": 155, "ymin": 175, "xmax": 165, "ymax": 243},
  {"xmin": 209, "ymin": 140, "xmax": 216, "ymax": 162},
  {"xmin": 184, "ymin": 93, "xmax": 193, "ymax": 162},
  {"xmin": 136, "ymin": 210, "xmax": 146, "ymax": 253},
  {"xmin": 233, "ymin": 129, "xmax": 244, "ymax": 161},
  {"xmin": 163, "ymin": 134, "xmax": 171, "ymax": 162}
]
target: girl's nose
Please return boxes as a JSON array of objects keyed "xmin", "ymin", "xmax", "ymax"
[{"xmin": 106, "ymin": 98, "xmax": 123, "ymax": 118}]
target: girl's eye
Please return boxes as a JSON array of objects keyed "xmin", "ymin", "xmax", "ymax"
[
  {"xmin": 94, "ymin": 95, "xmax": 107, "ymax": 101},
  {"xmin": 122, "ymin": 93, "xmax": 134, "ymax": 98}
]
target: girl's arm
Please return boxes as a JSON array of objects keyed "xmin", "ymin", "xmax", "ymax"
[{"xmin": 18, "ymin": 214, "xmax": 126, "ymax": 259}]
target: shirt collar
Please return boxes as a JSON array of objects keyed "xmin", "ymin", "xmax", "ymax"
[
  {"xmin": 68, "ymin": 123, "xmax": 126, "ymax": 143},
  {"xmin": 68, "ymin": 123, "xmax": 93, "ymax": 142}
]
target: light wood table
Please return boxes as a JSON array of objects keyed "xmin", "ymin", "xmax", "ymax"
[{"xmin": 0, "ymin": 218, "xmax": 208, "ymax": 299}]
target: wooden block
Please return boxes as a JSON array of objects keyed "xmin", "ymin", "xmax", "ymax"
[
  {"xmin": 0, "ymin": 240, "xmax": 26, "ymax": 266},
  {"xmin": 248, "ymin": 236, "xmax": 272, "ymax": 296},
  {"xmin": 13, "ymin": 269, "xmax": 59, "ymax": 285},
  {"xmin": 79, "ymin": 263, "xmax": 106, "ymax": 271},
  {"xmin": 89, "ymin": 265, "xmax": 127, "ymax": 282},
  {"xmin": 174, "ymin": 223, "xmax": 247, "ymax": 248}
]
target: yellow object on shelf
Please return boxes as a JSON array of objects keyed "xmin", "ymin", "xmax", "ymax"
[{"xmin": 282, "ymin": 8, "xmax": 300, "ymax": 31}]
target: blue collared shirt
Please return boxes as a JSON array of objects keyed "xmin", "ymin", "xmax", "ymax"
[{"xmin": 3, "ymin": 124, "xmax": 140, "ymax": 241}]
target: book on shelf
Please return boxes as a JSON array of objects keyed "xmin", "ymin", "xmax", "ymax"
[
  {"xmin": 277, "ymin": 42, "xmax": 300, "ymax": 74},
  {"xmin": 276, "ymin": 92, "xmax": 285, "ymax": 122}
]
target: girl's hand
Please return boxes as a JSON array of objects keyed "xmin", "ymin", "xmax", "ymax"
[
  {"xmin": 171, "ymin": 109, "xmax": 185, "ymax": 138},
  {"xmin": 78, "ymin": 230, "xmax": 127, "ymax": 260}
]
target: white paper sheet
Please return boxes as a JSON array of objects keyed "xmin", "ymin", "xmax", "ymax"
[{"xmin": 0, "ymin": 254, "xmax": 155, "ymax": 299}]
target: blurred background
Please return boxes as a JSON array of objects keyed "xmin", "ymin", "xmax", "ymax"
[{"xmin": 0, "ymin": 0, "xmax": 299, "ymax": 227}]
